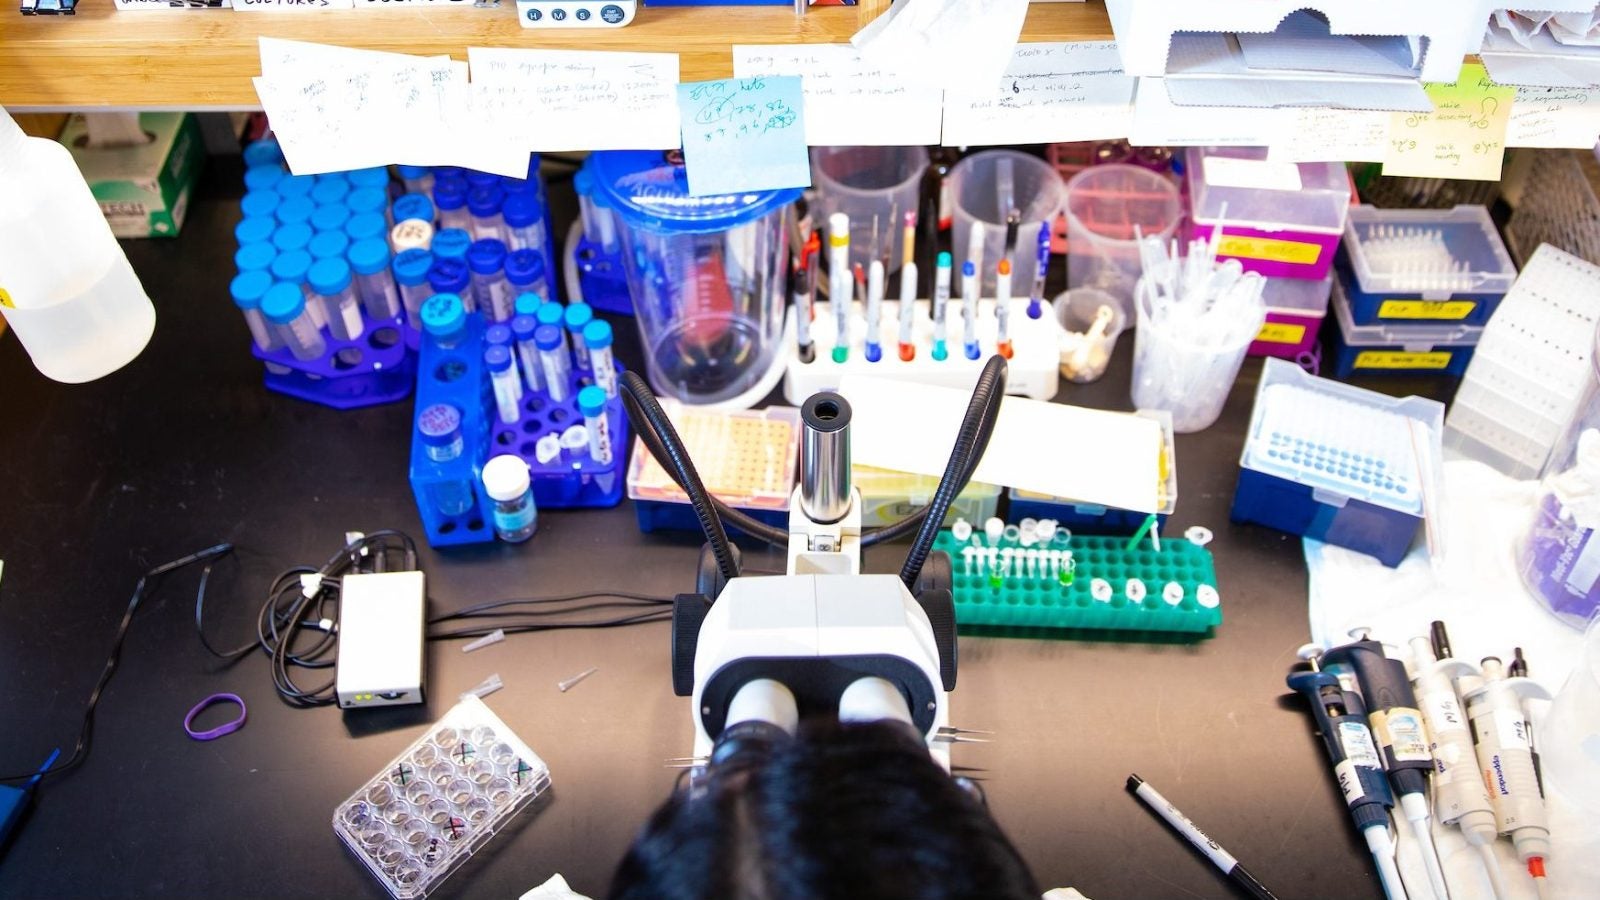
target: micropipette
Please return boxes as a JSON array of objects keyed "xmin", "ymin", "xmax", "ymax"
[
  {"xmin": 995, "ymin": 258, "xmax": 1013, "ymax": 360},
  {"xmin": 1287, "ymin": 646, "xmax": 1406, "ymax": 900},
  {"xmin": 1324, "ymin": 630, "xmax": 1449, "ymax": 900},
  {"xmin": 829, "ymin": 212, "xmax": 850, "ymax": 363},
  {"xmin": 865, "ymin": 259, "xmax": 885, "ymax": 363},
  {"xmin": 1411, "ymin": 623, "xmax": 1506, "ymax": 898},
  {"xmin": 898, "ymin": 260, "xmax": 918, "ymax": 362},
  {"xmin": 1460, "ymin": 656, "xmax": 1553, "ymax": 897},
  {"xmin": 793, "ymin": 265, "xmax": 815, "ymax": 364},
  {"xmin": 960, "ymin": 260, "xmax": 980, "ymax": 360},
  {"xmin": 932, "ymin": 252, "xmax": 952, "ymax": 362},
  {"xmin": 1028, "ymin": 222, "xmax": 1049, "ymax": 320}
]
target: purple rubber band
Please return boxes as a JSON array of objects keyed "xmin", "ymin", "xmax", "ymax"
[{"xmin": 184, "ymin": 693, "xmax": 247, "ymax": 741}]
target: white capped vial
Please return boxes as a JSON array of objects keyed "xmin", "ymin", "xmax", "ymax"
[
  {"xmin": 485, "ymin": 345, "xmax": 521, "ymax": 425},
  {"xmin": 984, "ymin": 517, "xmax": 1005, "ymax": 546},
  {"xmin": 951, "ymin": 517, "xmax": 973, "ymax": 543},
  {"xmin": 390, "ymin": 219, "xmax": 433, "ymax": 254},
  {"xmin": 349, "ymin": 238, "xmax": 401, "ymax": 321},
  {"xmin": 260, "ymin": 282, "xmax": 327, "ymax": 362},
  {"xmin": 308, "ymin": 257, "xmax": 365, "ymax": 342},
  {"xmin": 482, "ymin": 455, "xmax": 537, "ymax": 543},
  {"xmin": 584, "ymin": 320, "xmax": 617, "ymax": 398},
  {"xmin": 578, "ymin": 386, "xmax": 613, "ymax": 465}
]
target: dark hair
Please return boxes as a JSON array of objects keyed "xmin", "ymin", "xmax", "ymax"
[{"xmin": 608, "ymin": 720, "xmax": 1040, "ymax": 900}]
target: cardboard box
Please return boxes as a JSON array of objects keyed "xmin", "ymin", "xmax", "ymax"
[{"xmin": 62, "ymin": 112, "xmax": 204, "ymax": 238}]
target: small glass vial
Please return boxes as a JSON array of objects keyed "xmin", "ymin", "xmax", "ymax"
[
  {"xmin": 482, "ymin": 455, "xmax": 537, "ymax": 544},
  {"xmin": 391, "ymin": 219, "xmax": 433, "ymax": 254},
  {"xmin": 229, "ymin": 270, "xmax": 283, "ymax": 351},
  {"xmin": 308, "ymin": 257, "xmax": 365, "ymax": 342},
  {"xmin": 467, "ymin": 186, "xmax": 506, "ymax": 244},
  {"xmin": 308, "ymin": 229, "xmax": 350, "ymax": 262},
  {"xmin": 417, "ymin": 403, "xmax": 474, "ymax": 517},
  {"xmin": 535, "ymin": 324, "xmax": 572, "ymax": 403},
  {"xmin": 392, "ymin": 249, "xmax": 434, "ymax": 327},
  {"xmin": 397, "ymin": 165, "xmax": 433, "ymax": 197},
  {"xmin": 504, "ymin": 250, "xmax": 549, "ymax": 309},
  {"xmin": 563, "ymin": 303, "xmax": 594, "ymax": 371},
  {"xmin": 234, "ymin": 242, "xmax": 276, "ymax": 274},
  {"xmin": 431, "ymin": 228, "xmax": 472, "ymax": 263},
  {"xmin": 501, "ymin": 194, "xmax": 545, "ymax": 255},
  {"xmin": 271, "ymin": 222, "xmax": 313, "ymax": 254},
  {"xmin": 261, "ymin": 282, "xmax": 328, "ymax": 362},
  {"xmin": 345, "ymin": 212, "xmax": 387, "ymax": 244},
  {"xmin": 584, "ymin": 319, "xmax": 617, "ymax": 398},
  {"xmin": 349, "ymin": 238, "xmax": 400, "ymax": 321},
  {"xmin": 511, "ymin": 314, "xmax": 544, "ymax": 394},
  {"xmin": 311, "ymin": 203, "xmax": 351, "ymax": 235},
  {"xmin": 486, "ymin": 345, "xmax": 522, "ymax": 424},
  {"xmin": 420, "ymin": 293, "xmax": 467, "ymax": 350},
  {"xmin": 392, "ymin": 193, "xmax": 434, "ymax": 227},
  {"xmin": 434, "ymin": 181, "xmax": 471, "ymax": 234},
  {"xmin": 578, "ymin": 386, "xmax": 613, "ymax": 466},
  {"xmin": 468, "ymin": 239, "xmax": 513, "ymax": 322},
  {"xmin": 428, "ymin": 257, "xmax": 475, "ymax": 314}
]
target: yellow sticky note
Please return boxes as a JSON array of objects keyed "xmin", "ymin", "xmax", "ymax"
[{"xmin": 1383, "ymin": 64, "xmax": 1513, "ymax": 182}]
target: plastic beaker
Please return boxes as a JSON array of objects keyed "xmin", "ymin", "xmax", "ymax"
[
  {"xmin": 1063, "ymin": 165, "xmax": 1182, "ymax": 317},
  {"xmin": 590, "ymin": 151, "xmax": 799, "ymax": 408},
  {"xmin": 810, "ymin": 146, "xmax": 927, "ymax": 275},
  {"xmin": 1130, "ymin": 276, "xmax": 1264, "ymax": 433},
  {"xmin": 1054, "ymin": 288, "xmax": 1125, "ymax": 384},
  {"xmin": 949, "ymin": 150, "xmax": 1065, "ymax": 295}
]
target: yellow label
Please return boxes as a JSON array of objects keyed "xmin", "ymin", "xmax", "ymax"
[
  {"xmin": 1256, "ymin": 322, "xmax": 1308, "ymax": 344},
  {"xmin": 1354, "ymin": 351, "xmax": 1452, "ymax": 370},
  {"xmin": 1378, "ymin": 300, "xmax": 1476, "ymax": 320},
  {"xmin": 0, "ymin": 287, "xmax": 12, "ymax": 309},
  {"xmin": 1217, "ymin": 235, "xmax": 1323, "ymax": 265}
]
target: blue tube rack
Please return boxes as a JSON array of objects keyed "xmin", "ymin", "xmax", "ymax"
[
  {"xmin": 488, "ymin": 366, "xmax": 630, "ymax": 510},
  {"xmin": 253, "ymin": 317, "xmax": 417, "ymax": 410},
  {"xmin": 573, "ymin": 236, "xmax": 631, "ymax": 315}
]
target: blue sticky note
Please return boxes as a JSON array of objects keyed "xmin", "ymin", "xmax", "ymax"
[{"xmin": 676, "ymin": 75, "xmax": 812, "ymax": 198}]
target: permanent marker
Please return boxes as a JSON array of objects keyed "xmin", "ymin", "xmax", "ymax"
[
  {"xmin": 1128, "ymin": 774, "xmax": 1278, "ymax": 900},
  {"xmin": 828, "ymin": 212, "xmax": 850, "ymax": 363}
]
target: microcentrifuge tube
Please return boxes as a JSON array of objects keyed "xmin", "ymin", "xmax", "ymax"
[
  {"xmin": 984, "ymin": 517, "xmax": 1005, "ymax": 547},
  {"xmin": 951, "ymin": 518, "xmax": 973, "ymax": 543}
]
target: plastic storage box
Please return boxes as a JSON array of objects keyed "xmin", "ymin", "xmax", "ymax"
[
  {"xmin": 1329, "ymin": 276, "xmax": 1482, "ymax": 378},
  {"xmin": 1008, "ymin": 409, "xmax": 1177, "ymax": 533},
  {"xmin": 855, "ymin": 465, "xmax": 1000, "ymax": 529},
  {"xmin": 1184, "ymin": 147, "xmax": 1352, "ymax": 281},
  {"xmin": 1339, "ymin": 205, "xmax": 1517, "ymax": 326},
  {"xmin": 1248, "ymin": 274, "xmax": 1333, "ymax": 359},
  {"xmin": 1231, "ymin": 358, "xmax": 1444, "ymax": 567},
  {"xmin": 628, "ymin": 404, "xmax": 801, "ymax": 536}
]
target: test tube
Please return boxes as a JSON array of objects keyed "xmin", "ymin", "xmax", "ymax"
[
  {"xmin": 535, "ymin": 324, "xmax": 572, "ymax": 402},
  {"xmin": 243, "ymin": 165, "xmax": 285, "ymax": 193},
  {"xmin": 467, "ymin": 239, "xmax": 513, "ymax": 322},
  {"xmin": 486, "ymin": 322, "xmax": 515, "ymax": 350},
  {"xmin": 275, "ymin": 196, "xmax": 314, "ymax": 228},
  {"xmin": 309, "ymin": 257, "xmax": 366, "ymax": 342},
  {"xmin": 269, "ymin": 249, "xmax": 329, "ymax": 330},
  {"xmin": 261, "ymin": 282, "xmax": 328, "ymax": 362},
  {"xmin": 392, "ymin": 249, "xmax": 434, "ymax": 327},
  {"xmin": 397, "ymin": 165, "xmax": 433, "ymax": 197},
  {"xmin": 345, "ymin": 212, "xmax": 387, "ymax": 245},
  {"xmin": 434, "ymin": 181, "xmax": 471, "ymax": 233},
  {"xmin": 240, "ymin": 190, "xmax": 281, "ymax": 222},
  {"xmin": 349, "ymin": 238, "xmax": 400, "ymax": 322},
  {"xmin": 583, "ymin": 320, "xmax": 617, "ymax": 398},
  {"xmin": 391, "ymin": 219, "xmax": 433, "ymax": 254},
  {"xmin": 392, "ymin": 193, "xmax": 434, "ymax": 227},
  {"xmin": 348, "ymin": 186, "xmax": 389, "ymax": 223},
  {"xmin": 428, "ymin": 257, "xmax": 475, "ymax": 314},
  {"xmin": 229, "ymin": 270, "xmax": 283, "ymax": 351},
  {"xmin": 311, "ymin": 178, "xmax": 350, "ymax": 207},
  {"xmin": 932, "ymin": 251, "xmax": 952, "ymax": 362},
  {"xmin": 432, "ymin": 228, "xmax": 472, "ymax": 262},
  {"xmin": 511, "ymin": 314, "xmax": 545, "ymax": 394},
  {"xmin": 235, "ymin": 242, "xmax": 276, "ymax": 274},
  {"xmin": 515, "ymin": 292, "xmax": 544, "ymax": 318},
  {"xmin": 486, "ymin": 345, "xmax": 521, "ymax": 424},
  {"xmin": 504, "ymin": 249, "xmax": 549, "ymax": 304},
  {"xmin": 420, "ymin": 293, "xmax": 467, "ymax": 350},
  {"xmin": 467, "ymin": 186, "xmax": 506, "ymax": 244},
  {"xmin": 564, "ymin": 303, "xmax": 594, "ymax": 371},
  {"xmin": 235, "ymin": 215, "xmax": 276, "ymax": 248},
  {"xmin": 416, "ymin": 403, "xmax": 474, "ymax": 516},
  {"xmin": 961, "ymin": 260, "xmax": 980, "ymax": 360},
  {"xmin": 275, "ymin": 174, "xmax": 315, "ymax": 199},
  {"xmin": 501, "ymin": 194, "xmax": 544, "ymax": 254},
  {"xmin": 309, "ymin": 229, "xmax": 350, "ymax": 262},
  {"xmin": 272, "ymin": 222, "xmax": 313, "ymax": 255},
  {"xmin": 467, "ymin": 170, "xmax": 501, "ymax": 190},
  {"xmin": 242, "ymin": 138, "xmax": 283, "ymax": 168},
  {"xmin": 578, "ymin": 385, "xmax": 613, "ymax": 466},
  {"xmin": 310, "ymin": 204, "xmax": 351, "ymax": 235}
]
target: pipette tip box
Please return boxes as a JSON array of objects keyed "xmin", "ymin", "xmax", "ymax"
[
  {"xmin": 1007, "ymin": 409, "xmax": 1177, "ymax": 533},
  {"xmin": 1230, "ymin": 357, "xmax": 1444, "ymax": 566},
  {"xmin": 1184, "ymin": 147, "xmax": 1353, "ymax": 281},
  {"xmin": 856, "ymin": 466, "xmax": 1000, "ymax": 528},
  {"xmin": 627, "ymin": 404, "xmax": 800, "ymax": 536},
  {"xmin": 1329, "ymin": 276, "xmax": 1482, "ymax": 378},
  {"xmin": 1338, "ymin": 205, "xmax": 1517, "ymax": 327}
]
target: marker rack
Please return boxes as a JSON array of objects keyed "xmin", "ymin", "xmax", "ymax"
[
  {"xmin": 332, "ymin": 695, "xmax": 551, "ymax": 900},
  {"xmin": 571, "ymin": 235, "xmax": 632, "ymax": 316},
  {"xmin": 931, "ymin": 529, "xmax": 1222, "ymax": 635},
  {"xmin": 409, "ymin": 312, "xmax": 630, "ymax": 548},
  {"xmin": 782, "ymin": 299, "xmax": 1060, "ymax": 404}
]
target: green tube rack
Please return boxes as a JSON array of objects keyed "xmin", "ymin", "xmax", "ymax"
[{"xmin": 932, "ymin": 530, "xmax": 1222, "ymax": 635}]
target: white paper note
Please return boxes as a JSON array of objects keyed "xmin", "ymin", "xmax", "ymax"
[
  {"xmin": 1507, "ymin": 84, "xmax": 1600, "ymax": 147},
  {"xmin": 1129, "ymin": 77, "xmax": 1288, "ymax": 147},
  {"xmin": 235, "ymin": 0, "xmax": 352, "ymax": 11},
  {"xmin": 467, "ymin": 48, "xmax": 681, "ymax": 152},
  {"xmin": 732, "ymin": 43, "xmax": 943, "ymax": 145},
  {"xmin": 1267, "ymin": 107, "xmax": 1392, "ymax": 162},
  {"xmin": 941, "ymin": 41, "xmax": 1134, "ymax": 146},
  {"xmin": 838, "ymin": 375, "xmax": 1161, "ymax": 514},
  {"xmin": 852, "ymin": 0, "xmax": 1031, "ymax": 93}
]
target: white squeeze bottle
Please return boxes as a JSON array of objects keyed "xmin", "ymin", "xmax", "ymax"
[{"xmin": 0, "ymin": 107, "xmax": 155, "ymax": 383}]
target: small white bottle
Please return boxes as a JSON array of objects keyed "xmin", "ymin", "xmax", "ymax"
[
  {"xmin": 482, "ymin": 454, "xmax": 538, "ymax": 544},
  {"xmin": 0, "ymin": 108, "xmax": 156, "ymax": 382}
]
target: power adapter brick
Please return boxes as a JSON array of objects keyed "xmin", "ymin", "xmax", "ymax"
[{"xmin": 335, "ymin": 571, "xmax": 426, "ymax": 709}]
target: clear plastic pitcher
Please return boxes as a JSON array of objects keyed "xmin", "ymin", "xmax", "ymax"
[
  {"xmin": 1063, "ymin": 164, "xmax": 1182, "ymax": 317},
  {"xmin": 589, "ymin": 151, "xmax": 799, "ymax": 408},
  {"xmin": 949, "ymin": 150, "xmax": 1065, "ymax": 295},
  {"xmin": 810, "ymin": 146, "xmax": 927, "ymax": 275}
]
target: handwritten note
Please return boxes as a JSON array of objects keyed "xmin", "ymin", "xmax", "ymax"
[
  {"xmin": 1383, "ymin": 64, "xmax": 1515, "ymax": 182},
  {"xmin": 1128, "ymin": 77, "xmax": 1287, "ymax": 147},
  {"xmin": 852, "ymin": 0, "xmax": 1031, "ymax": 92},
  {"xmin": 732, "ymin": 44, "xmax": 941, "ymax": 145},
  {"xmin": 1507, "ymin": 84, "xmax": 1600, "ymax": 148},
  {"xmin": 676, "ymin": 76, "xmax": 811, "ymax": 198},
  {"xmin": 468, "ymin": 48, "xmax": 680, "ymax": 152},
  {"xmin": 941, "ymin": 42, "xmax": 1133, "ymax": 146},
  {"xmin": 1267, "ymin": 108, "xmax": 1391, "ymax": 163}
]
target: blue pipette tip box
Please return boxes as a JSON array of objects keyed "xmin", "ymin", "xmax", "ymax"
[{"xmin": 1230, "ymin": 358, "xmax": 1444, "ymax": 567}]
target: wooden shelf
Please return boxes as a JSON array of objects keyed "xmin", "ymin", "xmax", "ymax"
[{"xmin": 0, "ymin": 1, "xmax": 1112, "ymax": 109}]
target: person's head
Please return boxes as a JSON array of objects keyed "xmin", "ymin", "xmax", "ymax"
[{"xmin": 608, "ymin": 720, "xmax": 1040, "ymax": 900}]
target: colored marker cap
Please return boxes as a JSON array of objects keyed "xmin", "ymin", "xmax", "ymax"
[
  {"xmin": 234, "ymin": 242, "xmax": 276, "ymax": 273},
  {"xmin": 563, "ymin": 303, "xmax": 593, "ymax": 334},
  {"xmin": 420, "ymin": 293, "xmax": 465, "ymax": 336},
  {"xmin": 234, "ymin": 215, "xmax": 276, "ymax": 247},
  {"xmin": 937, "ymin": 251, "xmax": 952, "ymax": 267},
  {"xmin": 229, "ymin": 270, "xmax": 274, "ymax": 310},
  {"xmin": 347, "ymin": 187, "xmax": 388, "ymax": 216},
  {"xmin": 272, "ymin": 222, "xmax": 313, "ymax": 253},
  {"xmin": 484, "ymin": 344, "xmax": 513, "ymax": 372},
  {"xmin": 417, "ymin": 403, "xmax": 462, "ymax": 446},
  {"xmin": 308, "ymin": 257, "xmax": 353, "ymax": 295},
  {"xmin": 485, "ymin": 323, "xmax": 513, "ymax": 347},
  {"xmin": 467, "ymin": 239, "xmax": 508, "ymax": 275},
  {"xmin": 514, "ymin": 292, "xmax": 545, "ymax": 317},
  {"xmin": 260, "ymin": 282, "xmax": 307, "ymax": 324},
  {"xmin": 348, "ymin": 238, "xmax": 391, "ymax": 275},
  {"xmin": 578, "ymin": 385, "xmax": 607, "ymax": 418},
  {"xmin": 397, "ymin": 165, "xmax": 431, "ymax": 182},
  {"xmin": 276, "ymin": 196, "xmax": 315, "ymax": 226},
  {"xmin": 534, "ymin": 324, "xmax": 563, "ymax": 351},
  {"xmin": 276, "ymin": 174, "xmax": 316, "ymax": 199},
  {"xmin": 467, "ymin": 186, "xmax": 503, "ymax": 218},
  {"xmin": 535, "ymin": 303, "xmax": 565, "ymax": 329},
  {"xmin": 432, "ymin": 228, "xmax": 472, "ymax": 260},
  {"xmin": 311, "ymin": 204, "xmax": 351, "ymax": 233},
  {"xmin": 242, "ymin": 139, "xmax": 283, "ymax": 169},
  {"xmin": 961, "ymin": 260, "xmax": 975, "ymax": 276},
  {"xmin": 433, "ymin": 181, "xmax": 467, "ymax": 211},
  {"xmin": 308, "ymin": 230, "xmax": 351, "ymax": 261},
  {"xmin": 583, "ymin": 319, "xmax": 613, "ymax": 350},
  {"xmin": 345, "ymin": 212, "xmax": 387, "ymax": 242},
  {"xmin": 504, "ymin": 249, "xmax": 544, "ymax": 286},
  {"xmin": 240, "ymin": 190, "xmax": 281, "ymax": 220},
  {"xmin": 427, "ymin": 257, "xmax": 471, "ymax": 294},
  {"xmin": 347, "ymin": 167, "xmax": 390, "ymax": 189},
  {"xmin": 270, "ymin": 249, "xmax": 312, "ymax": 283},
  {"xmin": 244, "ymin": 165, "xmax": 285, "ymax": 193},
  {"xmin": 310, "ymin": 178, "xmax": 350, "ymax": 206},
  {"xmin": 502, "ymin": 194, "xmax": 540, "ymax": 228},
  {"xmin": 511, "ymin": 314, "xmax": 538, "ymax": 340},
  {"xmin": 392, "ymin": 248, "xmax": 433, "ymax": 286},
  {"xmin": 392, "ymin": 193, "xmax": 434, "ymax": 225}
]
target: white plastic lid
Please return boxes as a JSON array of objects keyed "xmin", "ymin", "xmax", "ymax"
[{"xmin": 482, "ymin": 454, "xmax": 531, "ymax": 501}]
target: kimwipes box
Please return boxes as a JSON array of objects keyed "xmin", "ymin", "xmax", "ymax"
[{"xmin": 61, "ymin": 112, "xmax": 204, "ymax": 238}]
